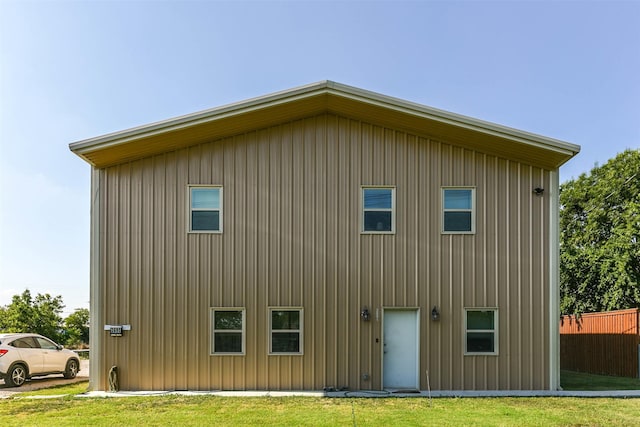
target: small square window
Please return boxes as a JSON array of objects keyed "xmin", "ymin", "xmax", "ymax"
[
  {"xmin": 211, "ymin": 308, "xmax": 244, "ymax": 355},
  {"xmin": 269, "ymin": 308, "xmax": 303, "ymax": 355},
  {"xmin": 190, "ymin": 186, "xmax": 222, "ymax": 232},
  {"xmin": 465, "ymin": 308, "xmax": 498, "ymax": 355},
  {"xmin": 362, "ymin": 187, "xmax": 395, "ymax": 233},
  {"xmin": 442, "ymin": 188, "xmax": 475, "ymax": 233}
]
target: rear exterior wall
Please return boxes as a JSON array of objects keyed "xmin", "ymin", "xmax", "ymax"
[{"xmin": 93, "ymin": 113, "xmax": 552, "ymax": 391}]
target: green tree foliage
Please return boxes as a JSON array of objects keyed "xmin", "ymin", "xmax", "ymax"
[
  {"xmin": 560, "ymin": 149, "xmax": 640, "ymax": 314},
  {"xmin": 0, "ymin": 306, "xmax": 7, "ymax": 330},
  {"xmin": 0, "ymin": 289, "xmax": 65, "ymax": 342},
  {"xmin": 63, "ymin": 308, "xmax": 90, "ymax": 347}
]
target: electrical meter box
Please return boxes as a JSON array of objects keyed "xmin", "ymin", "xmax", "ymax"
[{"xmin": 104, "ymin": 324, "xmax": 130, "ymax": 337}]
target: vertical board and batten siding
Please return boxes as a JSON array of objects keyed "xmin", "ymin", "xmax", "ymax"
[
  {"xmin": 97, "ymin": 113, "xmax": 551, "ymax": 391},
  {"xmin": 560, "ymin": 309, "xmax": 640, "ymax": 378}
]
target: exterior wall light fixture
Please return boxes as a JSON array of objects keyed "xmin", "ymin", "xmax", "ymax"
[
  {"xmin": 431, "ymin": 306, "xmax": 440, "ymax": 321},
  {"xmin": 533, "ymin": 187, "xmax": 545, "ymax": 196},
  {"xmin": 361, "ymin": 306, "xmax": 370, "ymax": 321}
]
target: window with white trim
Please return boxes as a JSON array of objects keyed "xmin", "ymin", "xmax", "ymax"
[
  {"xmin": 442, "ymin": 187, "xmax": 475, "ymax": 233},
  {"xmin": 362, "ymin": 187, "xmax": 395, "ymax": 233},
  {"xmin": 190, "ymin": 186, "xmax": 222, "ymax": 232},
  {"xmin": 465, "ymin": 308, "xmax": 498, "ymax": 355},
  {"xmin": 211, "ymin": 308, "xmax": 245, "ymax": 355},
  {"xmin": 269, "ymin": 308, "xmax": 303, "ymax": 354}
]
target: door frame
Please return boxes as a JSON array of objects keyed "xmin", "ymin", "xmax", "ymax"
[{"xmin": 381, "ymin": 307, "xmax": 420, "ymax": 390}]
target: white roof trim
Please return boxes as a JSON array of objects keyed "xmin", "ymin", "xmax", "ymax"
[
  {"xmin": 323, "ymin": 81, "xmax": 579, "ymax": 156},
  {"xmin": 69, "ymin": 80, "xmax": 580, "ymax": 159}
]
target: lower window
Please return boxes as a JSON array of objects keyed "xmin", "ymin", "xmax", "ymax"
[
  {"xmin": 465, "ymin": 308, "xmax": 498, "ymax": 355},
  {"xmin": 269, "ymin": 308, "xmax": 303, "ymax": 354},
  {"xmin": 211, "ymin": 308, "xmax": 245, "ymax": 355}
]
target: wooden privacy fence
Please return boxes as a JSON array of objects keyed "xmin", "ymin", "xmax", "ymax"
[{"xmin": 560, "ymin": 308, "xmax": 640, "ymax": 378}]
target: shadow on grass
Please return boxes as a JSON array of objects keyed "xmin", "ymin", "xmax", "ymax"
[{"xmin": 561, "ymin": 370, "xmax": 640, "ymax": 390}]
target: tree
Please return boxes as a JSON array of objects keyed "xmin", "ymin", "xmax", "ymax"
[
  {"xmin": 560, "ymin": 149, "xmax": 640, "ymax": 314},
  {"xmin": 0, "ymin": 306, "xmax": 7, "ymax": 330},
  {"xmin": 0, "ymin": 289, "xmax": 65, "ymax": 342},
  {"xmin": 63, "ymin": 308, "xmax": 90, "ymax": 348}
]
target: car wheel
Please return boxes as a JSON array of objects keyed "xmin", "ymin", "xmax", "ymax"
[
  {"xmin": 64, "ymin": 359, "xmax": 79, "ymax": 379},
  {"xmin": 8, "ymin": 364, "xmax": 27, "ymax": 387}
]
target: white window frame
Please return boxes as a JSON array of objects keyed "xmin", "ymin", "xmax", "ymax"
[
  {"xmin": 361, "ymin": 186, "xmax": 396, "ymax": 234},
  {"xmin": 210, "ymin": 308, "xmax": 245, "ymax": 355},
  {"xmin": 442, "ymin": 187, "xmax": 475, "ymax": 234},
  {"xmin": 464, "ymin": 308, "xmax": 498, "ymax": 356},
  {"xmin": 189, "ymin": 185, "xmax": 223, "ymax": 233},
  {"xmin": 269, "ymin": 307, "xmax": 304, "ymax": 355}
]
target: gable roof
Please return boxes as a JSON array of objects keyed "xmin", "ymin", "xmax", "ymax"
[{"xmin": 69, "ymin": 80, "xmax": 580, "ymax": 169}]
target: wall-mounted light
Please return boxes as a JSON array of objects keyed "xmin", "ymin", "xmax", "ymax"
[
  {"xmin": 361, "ymin": 306, "xmax": 370, "ymax": 321},
  {"xmin": 431, "ymin": 306, "xmax": 440, "ymax": 321},
  {"xmin": 533, "ymin": 187, "xmax": 545, "ymax": 196}
]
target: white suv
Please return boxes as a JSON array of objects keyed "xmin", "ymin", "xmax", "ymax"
[{"xmin": 0, "ymin": 333, "xmax": 80, "ymax": 387}]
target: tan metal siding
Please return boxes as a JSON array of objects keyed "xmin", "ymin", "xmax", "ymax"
[{"xmin": 97, "ymin": 113, "xmax": 552, "ymax": 391}]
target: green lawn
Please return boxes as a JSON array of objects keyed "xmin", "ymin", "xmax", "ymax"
[
  {"xmin": 3, "ymin": 372, "xmax": 639, "ymax": 426},
  {"xmin": 16, "ymin": 381, "xmax": 90, "ymax": 397},
  {"xmin": 17, "ymin": 370, "xmax": 639, "ymax": 397},
  {"xmin": 561, "ymin": 370, "xmax": 640, "ymax": 390},
  {"xmin": 1, "ymin": 394, "xmax": 639, "ymax": 426}
]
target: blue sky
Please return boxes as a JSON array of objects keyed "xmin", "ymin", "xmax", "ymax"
[{"xmin": 1, "ymin": 1, "xmax": 638, "ymax": 314}]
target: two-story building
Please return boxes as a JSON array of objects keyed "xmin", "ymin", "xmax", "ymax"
[{"xmin": 70, "ymin": 81, "xmax": 579, "ymax": 392}]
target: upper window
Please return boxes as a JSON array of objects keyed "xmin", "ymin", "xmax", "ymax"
[
  {"xmin": 269, "ymin": 308, "xmax": 303, "ymax": 355},
  {"xmin": 362, "ymin": 187, "xmax": 395, "ymax": 233},
  {"xmin": 190, "ymin": 186, "xmax": 222, "ymax": 232},
  {"xmin": 211, "ymin": 308, "xmax": 245, "ymax": 355},
  {"xmin": 442, "ymin": 188, "xmax": 475, "ymax": 233},
  {"xmin": 465, "ymin": 308, "xmax": 498, "ymax": 355}
]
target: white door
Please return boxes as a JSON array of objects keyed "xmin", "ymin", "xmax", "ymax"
[{"xmin": 383, "ymin": 309, "xmax": 419, "ymax": 390}]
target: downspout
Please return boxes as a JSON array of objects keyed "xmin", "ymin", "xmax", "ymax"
[
  {"xmin": 89, "ymin": 166, "xmax": 103, "ymax": 391},
  {"xmin": 548, "ymin": 170, "xmax": 560, "ymax": 390}
]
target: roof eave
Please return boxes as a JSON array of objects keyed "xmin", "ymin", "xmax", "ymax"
[
  {"xmin": 324, "ymin": 82, "xmax": 580, "ymax": 167},
  {"xmin": 69, "ymin": 81, "xmax": 334, "ymax": 163},
  {"xmin": 69, "ymin": 81, "xmax": 580, "ymax": 169}
]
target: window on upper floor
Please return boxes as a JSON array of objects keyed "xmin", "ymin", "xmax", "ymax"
[
  {"xmin": 361, "ymin": 187, "xmax": 395, "ymax": 233},
  {"xmin": 465, "ymin": 308, "xmax": 498, "ymax": 355},
  {"xmin": 211, "ymin": 308, "xmax": 245, "ymax": 355},
  {"xmin": 442, "ymin": 187, "xmax": 475, "ymax": 234},
  {"xmin": 190, "ymin": 186, "xmax": 222, "ymax": 233},
  {"xmin": 269, "ymin": 308, "xmax": 303, "ymax": 355}
]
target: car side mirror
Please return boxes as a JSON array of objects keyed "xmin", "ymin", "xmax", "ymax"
[{"xmin": 56, "ymin": 345, "xmax": 64, "ymax": 351}]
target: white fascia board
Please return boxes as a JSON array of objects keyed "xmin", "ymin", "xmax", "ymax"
[
  {"xmin": 69, "ymin": 81, "xmax": 333, "ymax": 155},
  {"xmin": 325, "ymin": 81, "xmax": 581, "ymax": 159},
  {"xmin": 70, "ymin": 80, "xmax": 580, "ymax": 162}
]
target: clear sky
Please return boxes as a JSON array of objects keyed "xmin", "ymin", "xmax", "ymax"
[{"xmin": 1, "ymin": 1, "xmax": 638, "ymax": 315}]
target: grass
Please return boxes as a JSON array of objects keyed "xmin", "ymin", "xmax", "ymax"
[
  {"xmin": 561, "ymin": 370, "xmax": 640, "ymax": 391},
  {"xmin": 1, "ymin": 395, "xmax": 640, "ymax": 426},
  {"xmin": 14, "ymin": 370, "xmax": 638, "ymax": 396},
  {"xmin": 15, "ymin": 381, "xmax": 90, "ymax": 397},
  {"xmin": 2, "ymin": 372, "xmax": 638, "ymax": 426}
]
